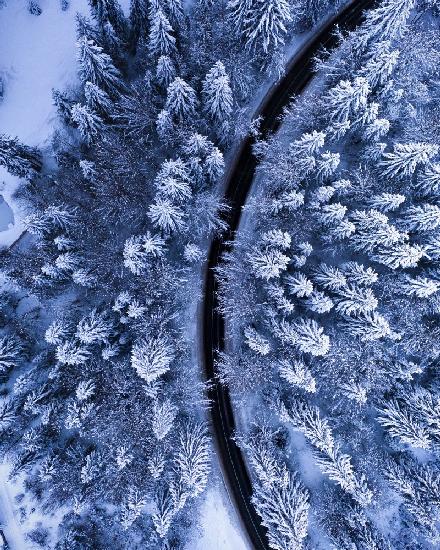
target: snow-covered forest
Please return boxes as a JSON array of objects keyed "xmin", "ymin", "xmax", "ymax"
[{"xmin": 1, "ymin": 0, "xmax": 439, "ymax": 548}]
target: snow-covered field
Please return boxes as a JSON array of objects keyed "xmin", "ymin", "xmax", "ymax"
[{"xmin": 0, "ymin": 0, "xmax": 89, "ymax": 247}]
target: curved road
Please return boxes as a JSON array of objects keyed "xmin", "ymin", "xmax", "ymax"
[{"xmin": 202, "ymin": 1, "xmax": 376, "ymax": 549}]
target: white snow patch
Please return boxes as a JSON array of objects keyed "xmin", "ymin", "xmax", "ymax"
[
  {"xmin": 0, "ymin": 0, "xmax": 89, "ymax": 247},
  {"xmin": 186, "ymin": 484, "xmax": 250, "ymax": 550}
]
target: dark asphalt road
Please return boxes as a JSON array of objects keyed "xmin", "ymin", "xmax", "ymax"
[{"xmin": 202, "ymin": 1, "xmax": 376, "ymax": 548}]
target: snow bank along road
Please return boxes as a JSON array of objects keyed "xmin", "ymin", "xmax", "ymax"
[{"xmin": 201, "ymin": 0, "xmax": 377, "ymax": 548}]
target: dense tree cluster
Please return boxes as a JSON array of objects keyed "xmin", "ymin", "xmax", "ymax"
[{"xmin": 218, "ymin": 0, "xmax": 440, "ymax": 547}]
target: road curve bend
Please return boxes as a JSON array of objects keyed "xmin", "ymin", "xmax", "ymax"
[{"xmin": 202, "ymin": 1, "xmax": 376, "ymax": 548}]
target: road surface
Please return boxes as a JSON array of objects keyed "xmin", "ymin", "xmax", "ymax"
[{"xmin": 201, "ymin": 1, "xmax": 377, "ymax": 548}]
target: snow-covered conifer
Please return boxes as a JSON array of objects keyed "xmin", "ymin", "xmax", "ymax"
[
  {"xmin": 156, "ymin": 55, "xmax": 176, "ymax": 87},
  {"xmin": 148, "ymin": 9, "xmax": 176, "ymax": 57},
  {"xmin": 342, "ymin": 311, "xmax": 393, "ymax": 341},
  {"xmin": 313, "ymin": 264, "xmax": 347, "ymax": 290},
  {"xmin": 285, "ymin": 272, "xmax": 314, "ymax": 297},
  {"xmin": 318, "ymin": 202, "xmax": 346, "ymax": 226},
  {"xmin": 0, "ymin": 135, "xmax": 42, "ymax": 178},
  {"xmin": 244, "ymin": 326, "xmax": 271, "ymax": 355},
  {"xmin": 367, "ymin": 193, "xmax": 405, "ymax": 212},
  {"xmin": 175, "ymin": 423, "xmax": 210, "ymax": 498},
  {"xmin": 355, "ymin": 0, "xmax": 415, "ymax": 53},
  {"xmin": 377, "ymin": 399, "xmax": 431, "ymax": 449},
  {"xmin": 402, "ymin": 204, "xmax": 440, "ymax": 232},
  {"xmin": 359, "ymin": 48, "xmax": 400, "ymax": 88},
  {"xmin": 279, "ymin": 358, "xmax": 316, "ymax": 393},
  {"xmin": 148, "ymin": 198, "xmax": 186, "ymax": 233},
  {"xmin": 248, "ymin": 248, "xmax": 290, "ymax": 280},
  {"xmin": 84, "ymin": 82, "xmax": 113, "ymax": 117},
  {"xmin": 131, "ymin": 334, "xmax": 174, "ymax": 383},
  {"xmin": 290, "ymin": 130, "xmax": 326, "ymax": 156},
  {"xmin": 325, "ymin": 77, "xmax": 370, "ymax": 124},
  {"xmin": 0, "ymin": 336, "xmax": 22, "ymax": 373},
  {"xmin": 202, "ymin": 61, "xmax": 233, "ymax": 130},
  {"xmin": 373, "ymin": 243, "xmax": 427, "ymax": 269},
  {"xmin": 71, "ymin": 103, "xmax": 103, "ymax": 145},
  {"xmin": 316, "ymin": 152, "xmax": 340, "ymax": 182},
  {"xmin": 152, "ymin": 399, "xmax": 178, "ymax": 440},
  {"xmin": 76, "ymin": 310, "xmax": 113, "ymax": 345},
  {"xmin": 77, "ymin": 37, "xmax": 123, "ymax": 94},
  {"xmin": 165, "ymin": 77, "xmax": 198, "ymax": 123},
  {"xmin": 417, "ymin": 163, "xmax": 440, "ymax": 196},
  {"xmin": 0, "ymin": 399, "xmax": 16, "ymax": 432},
  {"xmin": 304, "ymin": 291, "xmax": 334, "ymax": 314},
  {"xmin": 397, "ymin": 276, "xmax": 440, "ymax": 298},
  {"xmin": 56, "ymin": 340, "xmax": 91, "ymax": 366},
  {"xmin": 335, "ymin": 285, "xmax": 378, "ymax": 315},
  {"xmin": 380, "ymin": 143, "xmax": 438, "ymax": 180},
  {"xmin": 205, "ymin": 147, "xmax": 225, "ymax": 182},
  {"xmin": 152, "ymin": 489, "xmax": 175, "ymax": 538},
  {"xmin": 261, "ymin": 229, "xmax": 291, "ymax": 250}
]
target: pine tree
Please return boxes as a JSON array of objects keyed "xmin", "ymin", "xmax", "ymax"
[
  {"xmin": 402, "ymin": 204, "xmax": 440, "ymax": 232},
  {"xmin": 56, "ymin": 340, "xmax": 91, "ymax": 366},
  {"xmin": 131, "ymin": 334, "xmax": 174, "ymax": 383},
  {"xmin": 148, "ymin": 9, "xmax": 176, "ymax": 57},
  {"xmin": 152, "ymin": 399, "xmax": 178, "ymax": 440},
  {"xmin": 325, "ymin": 77, "xmax": 370, "ymax": 124},
  {"xmin": 373, "ymin": 243, "xmax": 427, "ymax": 269},
  {"xmin": 165, "ymin": 77, "xmax": 198, "ymax": 122},
  {"xmin": 88, "ymin": 0, "xmax": 128, "ymax": 39},
  {"xmin": 377, "ymin": 399, "xmax": 431, "ymax": 449},
  {"xmin": 417, "ymin": 163, "xmax": 440, "ymax": 196},
  {"xmin": 367, "ymin": 192, "xmax": 405, "ymax": 212},
  {"xmin": 52, "ymin": 89, "xmax": 73, "ymax": 124},
  {"xmin": 380, "ymin": 143, "xmax": 439, "ymax": 180},
  {"xmin": 316, "ymin": 152, "xmax": 340, "ymax": 182},
  {"xmin": 0, "ymin": 135, "xmax": 42, "ymax": 178},
  {"xmin": 175, "ymin": 423, "xmax": 210, "ymax": 498},
  {"xmin": 313, "ymin": 263, "xmax": 347, "ymax": 290},
  {"xmin": 292, "ymin": 318, "xmax": 330, "ymax": 356},
  {"xmin": 202, "ymin": 61, "xmax": 233, "ymax": 131},
  {"xmin": 75, "ymin": 309, "xmax": 113, "ymax": 345},
  {"xmin": 152, "ymin": 489, "xmax": 175, "ymax": 538},
  {"xmin": 77, "ymin": 37, "xmax": 123, "ymax": 95},
  {"xmin": 129, "ymin": 0, "xmax": 150, "ymax": 47},
  {"xmin": 70, "ymin": 104, "xmax": 103, "ymax": 145},
  {"xmin": 84, "ymin": 82, "xmax": 113, "ymax": 117},
  {"xmin": 341, "ymin": 262, "xmax": 378, "ymax": 286},
  {"xmin": 156, "ymin": 55, "xmax": 176, "ymax": 87},
  {"xmin": 342, "ymin": 311, "xmax": 393, "ymax": 341},
  {"xmin": 397, "ymin": 276, "xmax": 440, "ymax": 298},
  {"xmin": 335, "ymin": 285, "xmax": 378, "ymax": 316},
  {"xmin": 148, "ymin": 198, "xmax": 186, "ymax": 233},
  {"xmin": 279, "ymin": 400, "xmax": 372, "ymax": 506},
  {"xmin": 359, "ymin": 48, "xmax": 400, "ymax": 88},
  {"xmin": 355, "ymin": 0, "xmax": 416, "ymax": 53},
  {"xmin": 279, "ymin": 358, "xmax": 316, "ymax": 393},
  {"xmin": 304, "ymin": 291, "xmax": 334, "ymax": 314},
  {"xmin": 244, "ymin": 326, "xmax": 271, "ymax": 355},
  {"xmin": 0, "ymin": 336, "xmax": 22, "ymax": 373},
  {"xmin": 228, "ymin": 0, "xmax": 292, "ymax": 55},
  {"xmin": 248, "ymin": 248, "xmax": 290, "ymax": 280}
]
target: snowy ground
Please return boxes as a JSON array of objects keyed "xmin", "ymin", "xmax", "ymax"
[
  {"xmin": 0, "ymin": 0, "xmax": 90, "ymax": 247},
  {"xmin": 186, "ymin": 480, "xmax": 250, "ymax": 550}
]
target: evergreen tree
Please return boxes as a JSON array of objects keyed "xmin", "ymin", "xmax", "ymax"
[
  {"xmin": 129, "ymin": 0, "xmax": 150, "ymax": 47},
  {"xmin": 380, "ymin": 143, "xmax": 439, "ymax": 180},
  {"xmin": 70, "ymin": 104, "xmax": 104, "ymax": 145},
  {"xmin": 228, "ymin": 0, "xmax": 292, "ymax": 55},
  {"xmin": 77, "ymin": 37, "xmax": 123, "ymax": 95},
  {"xmin": 377, "ymin": 399, "xmax": 431, "ymax": 449},
  {"xmin": 88, "ymin": 0, "xmax": 128, "ymax": 39},
  {"xmin": 202, "ymin": 61, "xmax": 233, "ymax": 131},
  {"xmin": 148, "ymin": 9, "xmax": 176, "ymax": 57},
  {"xmin": 84, "ymin": 82, "xmax": 114, "ymax": 117},
  {"xmin": 156, "ymin": 55, "xmax": 176, "ymax": 87},
  {"xmin": 131, "ymin": 334, "xmax": 175, "ymax": 383},
  {"xmin": 148, "ymin": 198, "xmax": 186, "ymax": 233},
  {"xmin": 0, "ymin": 135, "xmax": 42, "ymax": 178},
  {"xmin": 165, "ymin": 77, "xmax": 198, "ymax": 123}
]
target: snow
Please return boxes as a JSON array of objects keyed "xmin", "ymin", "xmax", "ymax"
[
  {"xmin": 0, "ymin": 465, "xmax": 26, "ymax": 550},
  {"xmin": 0, "ymin": 0, "xmax": 89, "ymax": 247},
  {"xmin": 186, "ymin": 483, "xmax": 250, "ymax": 550}
]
